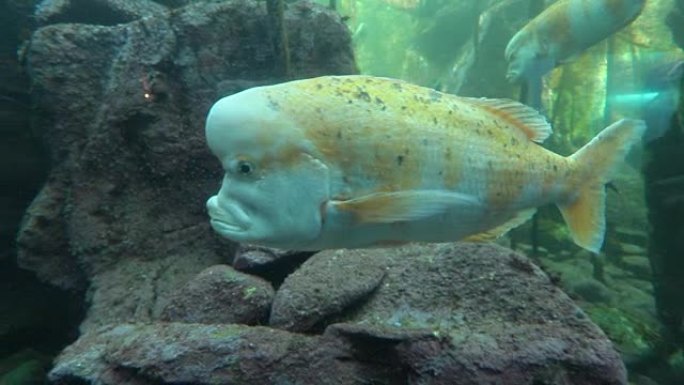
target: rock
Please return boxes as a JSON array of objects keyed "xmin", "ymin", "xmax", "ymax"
[
  {"xmin": 232, "ymin": 244, "xmax": 314, "ymax": 285},
  {"xmin": 20, "ymin": 0, "xmax": 355, "ymax": 315},
  {"xmin": 160, "ymin": 264, "xmax": 274, "ymax": 325},
  {"xmin": 48, "ymin": 323, "xmax": 385, "ymax": 385},
  {"xmin": 35, "ymin": 0, "xmax": 168, "ymax": 26},
  {"xmin": 271, "ymin": 242, "xmax": 627, "ymax": 385},
  {"xmin": 80, "ymin": 251, "xmax": 224, "ymax": 333},
  {"xmin": 16, "ymin": 171, "xmax": 85, "ymax": 290},
  {"xmin": 270, "ymin": 249, "xmax": 387, "ymax": 332}
]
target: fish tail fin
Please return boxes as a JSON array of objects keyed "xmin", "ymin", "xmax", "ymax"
[{"xmin": 558, "ymin": 119, "xmax": 646, "ymax": 253}]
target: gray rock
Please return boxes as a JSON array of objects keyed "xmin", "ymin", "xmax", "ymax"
[
  {"xmin": 273, "ymin": 242, "xmax": 627, "ymax": 385},
  {"xmin": 35, "ymin": 0, "xmax": 168, "ymax": 25},
  {"xmin": 160, "ymin": 264, "xmax": 274, "ymax": 325},
  {"xmin": 270, "ymin": 248, "xmax": 387, "ymax": 331},
  {"xmin": 232, "ymin": 244, "xmax": 314, "ymax": 281},
  {"xmin": 81, "ymin": 251, "xmax": 223, "ymax": 333},
  {"xmin": 16, "ymin": 170, "xmax": 85, "ymax": 290},
  {"xmin": 48, "ymin": 322, "xmax": 387, "ymax": 385},
  {"xmin": 19, "ymin": 0, "xmax": 355, "ymax": 296}
]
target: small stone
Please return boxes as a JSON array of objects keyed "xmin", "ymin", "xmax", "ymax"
[{"xmin": 160, "ymin": 265, "xmax": 274, "ymax": 325}]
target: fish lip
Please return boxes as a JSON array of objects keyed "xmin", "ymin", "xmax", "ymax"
[
  {"xmin": 206, "ymin": 196, "xmax": 252, "ymax": 233},
  {"xmin": 210, "ymin": 218, "xmax": 248, "ymax": 234}
]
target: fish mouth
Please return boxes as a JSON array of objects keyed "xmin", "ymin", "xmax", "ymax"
[
  {"xmin": 505, "ymin": 70, "xmax": 521, "ymax": 83},
  {"xmin": 206, "ymin": 196, "xmax": 251, "ymax": 234}
]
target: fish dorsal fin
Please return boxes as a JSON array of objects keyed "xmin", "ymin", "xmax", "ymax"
[
  {"xmin": 463, "ymin": 98, "xmax": 552, "ymax": 143},
  {"xmin": 333, "ymin": 190, "xmax": 482, "ymax": 224},
  {"xmin": 462, "ymin": 208, "xmax": 537, "ymax": 242}
]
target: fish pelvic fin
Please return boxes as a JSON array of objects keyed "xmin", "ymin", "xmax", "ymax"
[
  {"xmin": 559, "ymin": 119, "xmax": 646, "ymax": 253},
  {"xmin": 463, "ymin": 208, "xmax": 537, "ymax": 243},
  {"xmin": 334, "ymin": 190, "xmax": 481, "ymax": 224}
]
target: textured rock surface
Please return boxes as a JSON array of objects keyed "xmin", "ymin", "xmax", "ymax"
[
  {"xmin": 48, "ymin": 322, "xmax": 392, "ymax": 385},
  {"xmin": 160, "ymin": 264, "xmax": 274, "ymax": 325},
  {"xmin": 271, "ymin": 243, "xmax": 628, "ymax": 385},
  {"xmin": 19, "ymin": 0, "xmax": 356, "ymax": 318},
  {"xmin": 270, "ymin": 248, "xmax": 387, "ymax": 331},
  {"xmin": 49, "ymin": 243, "xmax": 628, "ymax": 385}
]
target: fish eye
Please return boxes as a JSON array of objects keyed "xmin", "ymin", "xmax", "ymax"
[{"xmin": 236, "ymin": 160, "xmax": 254, "ymax": 175}]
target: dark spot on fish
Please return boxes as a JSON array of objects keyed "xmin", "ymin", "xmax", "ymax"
[
  {"xmin": 267, "ymin": 97, "xmax": 280, "ymax": 111},
  {"xmin": 487, "ymin": 129, "xmax": 492, "ymax": 136},
  {"xmin": 401, "ymin": 106, "xmax": 407, "ymax": 110},
  {"xmin": 392, "ymin": 82, "xmax": 403, "ymax": 91},
  {"xmin": 445, "ymin": 148, "xmax": 452, "ymax": 160},
  {"xmin": 429, "ymin": 90, "xmax": 442, "ymax": 102},
  {"xmin": 438, "ymin": 170, "xmax": 443, "ymax": 176},
  {"xmin": 511, "ymin": 137, "xmax": 518, "ymax": 146},
  {"xmin": 552, "ymin": 165, "xmax": 558, "ymax": 172},
  {"xmin": 343, "ymin": 175, "xmax": 350, "ymax": 183},
  {"xmin": 357, "ymin": 91, "xmax": 371, "ymax": 103},
  {"xmin": 432, "ymin": 117, "xmax": 438, "ymax": 125},
  {"xmin": 337, "ymin": 130, "xmax": 342, "ymax": 139},
  {"xmin": 347, "ymin": 99, "xmax": 353, "ymax": 104},
  {"xmin": 396, "ymin": 155, "xmax": 404, "ymax": 166},
  {"xmin": 404, "ymin": 148, "xmax": 410, "ymax": 155},
  {"xmin": 422, "ymin": 139, "xmax": 428, "ymax": 146},
  {"xmin": 375, "ymin": 96, "xmax": 384, "ymax": 105},
  {"xmin": 315, "ymin": 107, "xmax": 322, "ymax": 113},
  {"xmin": 487, "ymin": 160, "xmax": 493, "ymax": 169},
  {"xmin": 316, "ymin": 83, "xmax": 323, "ymax": 90}
]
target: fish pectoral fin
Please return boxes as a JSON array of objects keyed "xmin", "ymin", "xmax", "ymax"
[
  {"xmin": 462, "ymin": 208, "xmax": 537, "ymax": 242},
  {"xmin": 333, "ymin": 190, "xmax": 481, "ymax": 224}
]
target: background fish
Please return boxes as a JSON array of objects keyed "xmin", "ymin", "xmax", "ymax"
[
  {"xmin": 205, "ymin": 75, "xmax": 645, "ymax": 252},
  {"xmin": 505, "ymin": 0, "xmax": 646, "ymax": 84}
]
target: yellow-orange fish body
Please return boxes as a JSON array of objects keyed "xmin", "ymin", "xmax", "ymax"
[
  {"xmin": 505, "ymin": 0, "xmax": 646, "ymax": 82},
  {"xmin": 205, "ymin": 76, "xmax": 644, "ymax": 251}
]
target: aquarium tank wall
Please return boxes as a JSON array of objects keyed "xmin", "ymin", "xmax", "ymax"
[{"xmin": 1, "ymin": 0, "xmax": 684, "ymax": 384}]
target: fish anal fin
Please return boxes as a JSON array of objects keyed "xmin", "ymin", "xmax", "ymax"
[
  {"xmin": 463, "ymin": 97, "xmax": 552, "ymax": 143},
  {"xmin": 557, "ymin": 186, "xmax": 605, "ymax": 253},
  {"xmin": 463, "ymin": 209, "xmax": 537, "ymax": 242},
  {"xmin": 334, "ymin": 190, "xmax": 480, "ymax": 224}
]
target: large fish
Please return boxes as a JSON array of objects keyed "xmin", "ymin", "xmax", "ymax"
[
  {"xmin": 505, "ymin": 0, "xmax": 646, "ymax": 83},
  {"xmin": 205, "ymin": 75, "xmax": 644, "ymax": 252}
]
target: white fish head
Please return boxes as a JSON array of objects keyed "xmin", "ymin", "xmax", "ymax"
[
  {"xmin": 205, "ymin": 88, "xmax": 330, "ymax": 250},
  {"xmin": 504, "ymin": 33, "xmax": 555, "ymax": 83}
]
